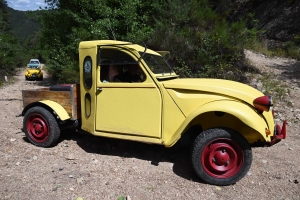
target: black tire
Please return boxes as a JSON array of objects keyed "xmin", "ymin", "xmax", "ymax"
[
  {"xmin": 191, "ymin": 128, "xmax": 252, "ymax": 185},
  {"xmin": 23, "ymin": 106, "xmax": 60, "ymax": 147}
]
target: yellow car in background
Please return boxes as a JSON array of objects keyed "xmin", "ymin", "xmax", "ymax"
[{"xmin": 25, "ymin": 59, "xmax": 43, "ymax": 81}]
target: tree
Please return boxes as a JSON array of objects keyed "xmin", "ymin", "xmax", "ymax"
[
  {"xmin": 40, "ymin": 0, "xmax": 154, "ymax": 83},
  {"xmin": 0, "ymin": 0, "xmax": 21, "ymax": 76},
  {"xmin": 149, "ymin": 0, "xmax": 253, "ymax": 82}
]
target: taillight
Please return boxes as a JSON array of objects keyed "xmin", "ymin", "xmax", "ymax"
[{"xmin": 253, "ymin": 96, "xmax": 273, "ymax": 113}]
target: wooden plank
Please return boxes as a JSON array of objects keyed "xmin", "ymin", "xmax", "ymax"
[
  {"xmin": 22, "ymin": 85, "xmax": 80, "ymax": 119},
  {"xmin": 23, "ymin": 90, "xmax": 71, "ymax": 99},
  {"xmin": 22, "ymin": 84, "xmax": 82, "ymax": 120},
  {"xmin": 71, "ymin": 84, "xmax": 81, "ymax": 120}
]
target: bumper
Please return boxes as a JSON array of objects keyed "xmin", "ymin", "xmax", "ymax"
[
  {"xmin": 269, "ymin": 120, "xmax": 287, "ymax": 146},
  {"xmin": 26, "ymin": 74, "xmax": 42, "ymax": 80}
]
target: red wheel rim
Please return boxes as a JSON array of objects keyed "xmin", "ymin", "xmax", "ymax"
[
  {"xmin": 26, "ymin": 113, "xmax": 49, "ymax": 143},
  {"xmin": 201, "ymin": 138, "xmax": 243, "ymax": 178}
]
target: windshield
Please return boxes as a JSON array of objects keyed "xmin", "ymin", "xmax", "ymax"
[
  {"xmin": 28, "ymin": 65, "xmax": 39, "ymax": 69},
  {"xmin": 140, "ymin": 53, "xmax": 173, "ymax": 75}
]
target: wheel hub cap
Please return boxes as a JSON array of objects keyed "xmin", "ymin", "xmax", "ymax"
[
  {"xmin": 26, "ymin": 113, "xmax": 49, "ymax": 142},
  {"xmin": 202, "ymin": 138, "xmax": 243, "ymax": 178}
]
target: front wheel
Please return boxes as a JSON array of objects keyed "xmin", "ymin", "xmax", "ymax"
[
  {"xmin": 191, "ymin": 128, "xmax": 252, "ymax": 185},
  {"xmin": 23, "ymin": 106, "xmax": 60, "ymax": 147}
]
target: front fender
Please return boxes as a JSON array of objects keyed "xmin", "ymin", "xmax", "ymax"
[
  {"xmin": 165, "ymin": 100, "xmax": 270, "ymax": 147},
  {"xmin": 23, "ymin": 100, "xmax": 70, "ymax": 121}
]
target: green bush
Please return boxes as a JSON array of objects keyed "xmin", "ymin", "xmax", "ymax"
[{"xmin": 149, "ymin": 0, "xmax": 258, "ymax": 82}]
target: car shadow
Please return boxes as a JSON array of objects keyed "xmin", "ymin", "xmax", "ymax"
[{"xmin": 58, "ymin": 129, "xmax": 205, "ymax": 184}]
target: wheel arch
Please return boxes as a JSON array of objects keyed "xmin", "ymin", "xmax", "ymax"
[
  {"xmin": 22, "ymin": 100, "xmax": 70, "ymax": 121},
  {"xmin": 165, "ymin": 100, "xmax": 270, "ymax": 147}
]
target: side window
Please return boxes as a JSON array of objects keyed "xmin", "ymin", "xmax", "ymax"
[
  {"xmin": 99, "ymin": 48, "xmax": 145, "ymax": 83},
  {"xmin": 83, "ymin": 56, "xmax": 92, "ymax": 89},
  {"xmin": 120, "ymin": 62, "xmax": 145, "ymax": 83}
]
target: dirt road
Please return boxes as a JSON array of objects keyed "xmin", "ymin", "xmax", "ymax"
[{"xmin": 0, "ymin": 54, "xmax": 299, "ymax": 200}]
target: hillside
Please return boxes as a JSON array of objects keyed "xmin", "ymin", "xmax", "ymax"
[
  {"xmin": 7, "ymin": 7, "xmax": 40, "ymax": 43},
  {"xmin": 230, "ymin": 0, "xmax": 300, "ymax": 48}
]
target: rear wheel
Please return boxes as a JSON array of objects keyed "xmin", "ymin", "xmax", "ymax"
[
  {"xmin": 23, "ymin": 106, "xmax": 60, "ymax": 147},
  {"xmin": 191, "ymin": 128, "xmax": 252, "ymax": 185}
]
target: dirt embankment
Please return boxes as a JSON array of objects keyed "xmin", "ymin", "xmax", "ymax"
[{"xmin": 0, "ymin": 54, "xmax": 299, "ymax": 200}]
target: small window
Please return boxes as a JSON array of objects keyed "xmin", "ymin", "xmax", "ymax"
[
  {"xmin": 83, "ymin": 56, "xmax": 92, "ymax": 89},
  {"xmin": 85, "ymin": 93, "xmax": 91, "ymax": 117}
]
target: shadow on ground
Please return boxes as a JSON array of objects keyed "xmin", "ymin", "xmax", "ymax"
[
  {"xmin": 265, "ymin": 59, "xmax": 300, "ymax": 87},
  {"xmin": 53, "ymin": 129, "xmax": 205, "ymax": 184}
]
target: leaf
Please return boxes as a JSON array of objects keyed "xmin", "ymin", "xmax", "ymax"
[
  {"xmin": 216, "ymin": 186, "xmax": 222, "ymax": 191},
  {"xmin": 117, "ymin": 196, "xmax": 125, "ymax": 200}
]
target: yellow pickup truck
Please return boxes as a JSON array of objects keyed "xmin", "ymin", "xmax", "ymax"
[{"xmin": 21, "ymin": 40, "xmax": 286, "ymax": 186}]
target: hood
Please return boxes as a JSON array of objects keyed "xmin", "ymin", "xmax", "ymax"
[
  {"xmin": 27, "ymin": 68, "xmax": 41, "ymax": 73},
  {"xmin": 163, "ymin": 78, "xmax": 264, "ymax": 105}
]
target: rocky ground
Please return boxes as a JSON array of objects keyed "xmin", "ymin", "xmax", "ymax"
[{"xmin": 0, "ymin": 52, "xmax": 299, "ymax": 200}]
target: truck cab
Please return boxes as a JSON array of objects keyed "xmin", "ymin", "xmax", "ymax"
[{"xmin": 22, "ymin": 40, "xmax": 286, "ymax": 186}]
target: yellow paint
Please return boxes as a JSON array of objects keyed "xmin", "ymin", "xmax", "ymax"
[
  {"xmin": 25, "ymin": 65, "xmax": 43, "ymax": 80},
  {"xmin": 39, "ymin": 100, "xmax": 70, "ymax": 120},
  {"xmin": 95, "ymin": 85, "xmax": 162, "ymax": 138},
  {"xmin": 78, "ymin": 45, "xmax": 97, "ymax": 134},
  {"xmin": 75, "ymin": 40, "xmax": 277, "ymax": 147},
  {"xmin": 164, "ymin": 100, "xmax": 272, "ymax": 146}
]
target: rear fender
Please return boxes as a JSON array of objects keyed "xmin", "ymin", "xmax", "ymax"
[
  {"xmin": 22, "ymin": 100, "xmax": 70, "ymax": 121},
  {"xmin": 165, "ymin": 100, "xmax": 270, "ymax": 147}
]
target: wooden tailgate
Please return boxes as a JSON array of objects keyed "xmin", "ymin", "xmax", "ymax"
[{"xmin": 22, "ymin": 84, "xmax": 81, "ymax": 120}]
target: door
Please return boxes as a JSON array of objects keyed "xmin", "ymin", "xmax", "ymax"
[{"xmin": 95, "ymin": 47, "xmax": 162, "ymax": 138}]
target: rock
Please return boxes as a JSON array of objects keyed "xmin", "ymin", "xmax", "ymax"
[
  {"xmin": 77, "ymin": 177, "xmax": 84, "ymax": 185},
  {"xmin": 65, "ymin": 154, "xmax": 75, "ymax": 160}
]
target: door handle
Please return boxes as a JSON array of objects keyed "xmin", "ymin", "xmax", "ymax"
[{"xmin": 97, "ymin": 87, "xmax": 102, "ymax": 92}]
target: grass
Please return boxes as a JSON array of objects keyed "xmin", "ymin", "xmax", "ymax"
[
  {"xmin": 256, "ymin": 72, "xmax": 290, "ymax": 105},
  {"xmin": 246, "ymin": 40, "xmax": 300, "ymax": 60}
]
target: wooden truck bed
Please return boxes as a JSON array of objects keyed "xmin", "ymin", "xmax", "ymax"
[{"xmin": 22, "ymin": 84, "xmax": 81, "ymax": 120}]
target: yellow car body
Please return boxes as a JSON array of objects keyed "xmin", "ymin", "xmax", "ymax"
[
  {"xmin": 25, "ymin": 59, "xmax": 43, "ymax": 81},
  {"xmin": 76, "ymin": 40, "xmax": 284, "ymax": 147},
  {"xmin": 22, "ymin": 40, "xmax": 286, "ymax": 186}
]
